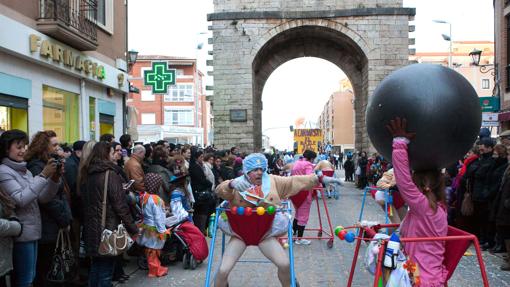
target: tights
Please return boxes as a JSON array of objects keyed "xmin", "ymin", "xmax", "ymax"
[
  {"xmin": 292, "ymin": 218, "xmax": 306, "ymax": 238},
  {"xmin": 214, "ymin": 236, "xmax": 291, "ymax": 287}
]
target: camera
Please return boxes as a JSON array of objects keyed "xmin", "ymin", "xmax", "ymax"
[{"xmin": 50, "ymin": 153, "xmax": 63, "ymax": 172}]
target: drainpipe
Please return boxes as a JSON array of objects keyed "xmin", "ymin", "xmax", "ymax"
[
  {"xmin": 123, "ymin": 0, "xmax": 129, "ymax": 135},
  {"xmin": 80, "ymin": 79, "xmax": 89, "ymax": 140}
]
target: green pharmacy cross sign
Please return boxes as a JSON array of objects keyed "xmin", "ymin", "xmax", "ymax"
[{"xmin": 144, "ymin": 62, "xmax": 176, "ymax": 94}]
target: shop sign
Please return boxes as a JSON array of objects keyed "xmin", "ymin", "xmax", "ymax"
[
  {"xmin": 144, "ymin": 62, "xmax": 175, "ymax": 94},
  {"xmin": 479, "ymin": 97, "xmax": 500, "ymax": 112},
  {"xmin": 29, "ymin": 34, "xmax": 105, "ymax": 80}
]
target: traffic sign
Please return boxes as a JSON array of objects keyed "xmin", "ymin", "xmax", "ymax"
[{"xmin": 144, "ymin": 62, "xmax": 176, "ymax": 94}]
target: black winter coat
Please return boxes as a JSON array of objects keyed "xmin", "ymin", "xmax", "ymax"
[
  {"xmin": 466, "ymin": 153, "xmax": 495, "ymax": 202},
  {"xmin": 495, "ymin": 167, "xmax": 510, "ymax": 226},
  {"xmin": 64, "ymin": 153, "xmax": 82, "ymax": 221},
  {"xmin": 82, "ymin": 160, "xmax": 137, "ymax": 257},
  {"xmin": 27, "ymin": 159, "xmax": 72, "ymax": 244}
]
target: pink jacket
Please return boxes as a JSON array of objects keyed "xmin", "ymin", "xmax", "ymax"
[{"xmin": 393, "ymin": 138, "xmax": 448, "ymax": 287}]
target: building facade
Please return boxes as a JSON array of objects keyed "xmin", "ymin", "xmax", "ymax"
[
  {"xmin": 495, "ymin": 1, "xmax": 510, "ymax": 129},
  {"xmin": 128, "ymin": 55, "xmax": 211, "ymax": 146},
  {"xmin": 317, "ymin": 79, "xmax": 355, "ymax": 153},
  {"xmin": 410, "ymin": 41, "xmax": 495, "ymax": 98},
  {"xmin": 0, "ymin": 0, "xmax": 129, "ymax": 143}
]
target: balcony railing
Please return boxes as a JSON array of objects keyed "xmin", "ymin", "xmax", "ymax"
[{"xmin": 37, "ymin": 0, "xmax": 98, "ymax": 51}]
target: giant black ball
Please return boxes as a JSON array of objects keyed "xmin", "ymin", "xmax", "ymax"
[{"xmin": 366, "ymin": 64, "xmax": 482, "ymax": 171}]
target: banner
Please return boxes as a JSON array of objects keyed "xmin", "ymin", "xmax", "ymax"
[{"xmin": 293, "ymin": 129, "xmax": 323, "ymax": 154}]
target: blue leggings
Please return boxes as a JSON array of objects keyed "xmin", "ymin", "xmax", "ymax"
[{"xmin": 13, "ymin": 241, "xmax": 38, "ymax": 287}]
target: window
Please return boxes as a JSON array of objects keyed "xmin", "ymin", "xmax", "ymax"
[
  {"xmin": 90, "ymin": 0, "xmax": 114, "ymax": 33},
  {"xmin": 43, "ymin": 86, "xmax": 80, "ymax": 143},
  {"xmin": 482, "ymin": 79, "xmax": 490, "ymax": 89},
  {"xmin": 164, "ymin": 107, "xmax": 193, "ymax": 125},
  {"xmin": 164, "ymin": 84, "xmax": 194, "ymax": 102},
  {"xmin": 176, "ymin": 69, "xmax": 184, "ymax": 76},
  {"xmin": 141, "ymin": 90, "xmax": 155, "ymax": 101},
  {"xmin": 89, "ymin": 97, "xmax": 96, "ymax": 140},
  {"xmin": 141, "ymin": 113, "xmax": 156, "ymax": 125}
]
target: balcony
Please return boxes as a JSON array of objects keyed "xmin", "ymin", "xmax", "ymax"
[{"xmin": 37, "ymin": 0, "xmax": 98, "ymax": 51}]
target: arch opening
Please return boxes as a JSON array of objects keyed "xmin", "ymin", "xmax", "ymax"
[{"xmin": 252, "ymin": 25, "xmax": 369, "ymax": 151}]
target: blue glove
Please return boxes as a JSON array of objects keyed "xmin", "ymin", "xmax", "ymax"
[{"xmin": 229, "ymin": 175, "xmax": 252, "ymax": 192}]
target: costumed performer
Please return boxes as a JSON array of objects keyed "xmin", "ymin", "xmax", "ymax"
[{"xmin": 214, "ymin": 153, "xmax": 341, "ymax": 287}]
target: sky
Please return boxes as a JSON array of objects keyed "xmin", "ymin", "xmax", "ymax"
[{"xmin": 128, "ymin": 0, "xmax": 494, "ymax": 150}]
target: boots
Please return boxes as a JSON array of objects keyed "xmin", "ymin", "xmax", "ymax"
[
  {"xmin": 146, "ymin": 248, "xmax": 168, "ymax": 277},
  {"xmin": 501, "ymin": 240, "xmax": 510, "ymax": 271}
]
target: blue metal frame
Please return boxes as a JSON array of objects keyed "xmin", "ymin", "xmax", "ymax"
[
  {"xmin": 358, "ymin": 187, "xmax": 391, "ymax": 230},
  {"xmin": 204, "ymin": 202, "xmax": 296, "ymax": 287}
]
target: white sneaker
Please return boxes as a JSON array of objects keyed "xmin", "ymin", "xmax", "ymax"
[{"xmin": 295, "ymin": 239, "xmax": 311, "ymax": 245}]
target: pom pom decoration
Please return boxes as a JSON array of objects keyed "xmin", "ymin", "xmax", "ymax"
[
  {"xmin": 230, "ymin": 206, "xmax": 238, "ymax": 215},
  {"xmin": 334, "ymin": 226, "xmax": 344, "ymax": 236},
  {"xmin": 267, "ymin": 205, "xmax": 276, "ymax": 215},
  {"xmin": 338, "ymin": 230, "xmax": 347, "ymax": 240},
  {"xmin": 245, "ymin": 207, "xmax": 253, "ymax": 216},
  {"xmin": 237, "ymin": 206, "xmax": 245, "ymax": 216},
  {"xmin": 256, "ymin": 206, "xmax": 266, "ymax": 215},
  {"xmin": 345, "ymin": 232, "xmax": 356, "ymax": 243}
]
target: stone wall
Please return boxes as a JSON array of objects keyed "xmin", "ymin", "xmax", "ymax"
[{"xmin": 209, "ymin": 1, "xmax": 414, "ymax": 152}]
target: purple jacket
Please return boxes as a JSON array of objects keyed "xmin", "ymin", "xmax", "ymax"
[{"xmin": 393, "ymin": 138, "xmax": 448, "ymax": 287}]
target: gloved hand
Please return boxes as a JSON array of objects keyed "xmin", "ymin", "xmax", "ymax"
[
  {"xmin": 229, "ymin": 175, "xmax": 252, "ymax": 192},
  {"xmin": 322, "ymin": 175, "xmax": 343, "ymax": 187}
]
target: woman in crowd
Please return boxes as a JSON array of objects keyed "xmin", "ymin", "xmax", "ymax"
[
  {"xmin": 387, "ymin": 118, "xmax": 448, "ymax": 286},
  {"xmin": 0, "ymin": 185, "xmax": 22, "ymax": 287},
  {"xmin": 24, "ymin": 131, "xmax": 72, "ymax": 287},
  {"xmin": 220, "ymin": 155, "xmax": 236, "ymax": 181},
  {"xmin": 0, "ymin": 130, "xmax": 60, "ymax": 287},
  {"xmin": 189, "ymin": 149, "xmax": 214, "ymax": 234},
  {"xmin": 357, "ymin": 152, "xmax": 368, "ymax": 189},
  {"xmin": 495, "ymin": 150, "xmax": 510, "ymax": 270},
  {"xmin": 81, "ymin": 142, "xmax": 138, "ymax": 287},
  {"xmin": 212, "ymin": 155, "xmax": 224, "ymax": 185},
  {"xmin": 148, "ymin": 146, "xmax": 173, "ymax": 204},
  {"xmin": 488, "ymin": 144, "xmax": 508, "ymax": 253}
]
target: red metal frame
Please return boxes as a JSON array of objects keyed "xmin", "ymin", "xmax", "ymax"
[
  {"xmin": 280, "ymin": 187, "xmax": 335, "ymax": 247},
  {"xmin": 344, "ymin": 223, "xmax": 489, "ymax": 287}
]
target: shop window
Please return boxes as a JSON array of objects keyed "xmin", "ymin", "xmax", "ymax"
[
  {"xmin": 99, "ymin": 114, "xmax": 114, "ymax": 137},
  {"xmin": 43, "ymin": 86, "xmax": 80, "ymax": 143},
  {"xmin": 89, "ymin": 97, "xmax": 96, "ymax": 140},
  {"xmin": 0, "ymin": 94, "xmax": 29, "ymax": 132}
]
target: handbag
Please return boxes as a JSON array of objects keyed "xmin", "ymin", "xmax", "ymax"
[
  {"xmin": 98, "ymin": 170, "xmax": 133, "ymax": 256},
  {"xmin": 47, "ymin": 229, "xmax": 77, "ymax": 283},
  {"xmin": 461, "ymin": 192, "xmax": 474, "ymax": 216},
  {"xmin": 194, "ymin": 190, "xmax": 214, "ymax": 205}
]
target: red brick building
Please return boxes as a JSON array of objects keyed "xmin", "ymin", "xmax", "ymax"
[{"xmin": 128, "ymin": 55, "xmax": 211, "ymax": 145}]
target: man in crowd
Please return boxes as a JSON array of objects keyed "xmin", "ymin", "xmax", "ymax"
[{"xmin": 125, "ymin": 144, "xmax": 146, "ymax": 192}]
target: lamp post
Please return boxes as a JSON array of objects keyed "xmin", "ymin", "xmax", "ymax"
[
  {"xmin": 127, "ymin": 50, "xmax": 138, "ymax": 72},
  {"xmin": 433, "ymin": 20, "xmax": 452, "ymax": 68},
  {"xmin": 469, "ymin": 48, "xmax": 499, "ymax": 99}
]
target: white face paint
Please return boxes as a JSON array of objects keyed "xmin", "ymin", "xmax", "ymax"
[{"xmin": 247, "ymin": 168, "xmax": 264, "ymax": 186}]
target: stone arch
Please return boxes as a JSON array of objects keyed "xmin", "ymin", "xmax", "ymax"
[{"xmin": 251, "ymin": 24, "xmax": 370, "ymax": 150}]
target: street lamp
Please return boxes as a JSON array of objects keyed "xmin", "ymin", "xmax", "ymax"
[
  {"xmin": 433, "ymin": 20, "xmax": 452, "ymax": 68},
  {"xmin": 469, "ymin": 48, "xmax": 496, "ymax": 75},
  {"xmin": 127, "ymin": 49, "xmax": 139, "ymax": 72}
]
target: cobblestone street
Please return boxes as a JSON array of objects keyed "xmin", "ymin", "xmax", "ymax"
[{"xmin": 120, "ymin": 173, "xmax": 510, "ymax": 287}]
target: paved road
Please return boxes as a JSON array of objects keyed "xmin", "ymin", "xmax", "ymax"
[{"xmin": 119, "ymin": 173, "xmax": 510, "ymax": 286}]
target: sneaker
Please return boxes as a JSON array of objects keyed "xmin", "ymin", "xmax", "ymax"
[{"xmin": 295, "ymin": 239, "xmax": 311, "ymax": 245}]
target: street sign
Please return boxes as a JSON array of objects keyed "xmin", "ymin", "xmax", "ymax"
[
  {"xmin": 482, "ymin": 112, "xmax": 498, "ymax": 122},
  {"xmin": 479, "ymin": 97, "xmax": 500, "ymax": 112},
  {"xmin": 143, "ymin": 62, "xmax": 175, "ymax": 94},
  {"xmin": 481, "ymin": 121, "xmax": 499, "ymax": 127}
]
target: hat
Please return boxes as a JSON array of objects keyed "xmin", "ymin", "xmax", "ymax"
[
  {"xmin": 479, "ymin": 137, "xmax": 495, "ymax": 148},
  {"xmin": 144, "ymin": 173, "xmax": 163, "ymax": 194},
  {"xmin": 242, "ymin": 153, "xmax": 268, "ymax": 175},
  {"xmin": 500, "ymin": 130, "xmax": 510, "ymax": 137},
  {"xmin": 72, "ymin": 140, "xmax": 86, "ymax": 151}
]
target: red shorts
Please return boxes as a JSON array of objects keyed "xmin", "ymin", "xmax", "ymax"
[{"xmin": 226, "ymin": 211, "xmax": 275, "ymax": 246}]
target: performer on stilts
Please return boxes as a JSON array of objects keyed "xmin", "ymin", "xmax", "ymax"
[{"xmin": 214, "ymin": 153, "xmax": 342, "ymax": 287}]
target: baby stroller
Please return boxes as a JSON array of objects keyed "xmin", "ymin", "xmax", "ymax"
[{"xmin": 137, "ymin": 219, "xmax": 208, "ymax": 270}]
